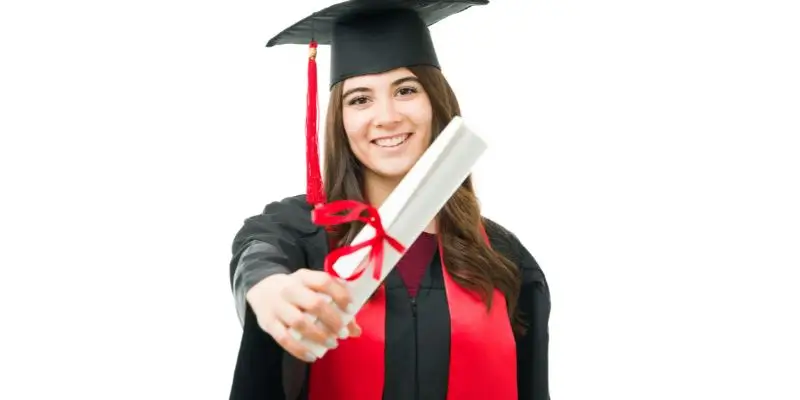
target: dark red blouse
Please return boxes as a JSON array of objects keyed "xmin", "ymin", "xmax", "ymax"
[{"xmin": 394, "ymin": 232, "xmax": 437, "ymax": 298}]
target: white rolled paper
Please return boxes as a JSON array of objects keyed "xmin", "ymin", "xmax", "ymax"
[{"xmin": 289, "ymin": 116, "xmax": 488, "ymax": 358}]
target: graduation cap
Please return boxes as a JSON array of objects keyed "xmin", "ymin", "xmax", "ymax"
[{"xmin": 265, "ymin": 0, "xmax": 488, "ymax": 207}]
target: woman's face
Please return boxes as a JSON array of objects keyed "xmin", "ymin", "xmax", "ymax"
[{"xmin": 341, "ymin": 67, "xmax": 433, "ymax": 181}]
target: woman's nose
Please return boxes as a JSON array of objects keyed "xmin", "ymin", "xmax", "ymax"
[{"xmin": 373, "ymin": 99, "xmax": 402, "ymax": 128}]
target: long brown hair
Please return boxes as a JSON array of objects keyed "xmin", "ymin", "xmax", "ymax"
[{"xmin": 322, "ymin": 65, "xmax": 525, "ymax": 335}]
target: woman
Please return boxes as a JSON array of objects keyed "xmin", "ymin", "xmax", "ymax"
[{"xmin": 228, "ymin": 1, "xmax": 550, "ymax": 399}]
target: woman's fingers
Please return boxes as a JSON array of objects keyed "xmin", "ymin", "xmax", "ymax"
[
  {"xmin": 283, "ymin": 283, "xmax": 343, "ymax": 341},
  {"xmin": 347, "ymin": 319, "xmax": 362, "ymax": 338},
  {"xmin": 295, "ymin": 269, "xmax": 354, "ymax": 314},
  {"xmin": 261, "ymin": 315, "xmax": 319, "ymax": 363},
  {"xmin": 274, "ymin": 298, "xmax": 337, "ymax": 350}
]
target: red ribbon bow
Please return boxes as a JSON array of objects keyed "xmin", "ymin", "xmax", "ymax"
[{"xmin": 312, "ymin": 200, "xmax": 406, "ymax": 281}]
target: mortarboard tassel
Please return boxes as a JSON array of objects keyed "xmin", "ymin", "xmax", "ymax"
[{"xmin": 306, "ymin": 40, "xmax": 325, "ymax": 206}]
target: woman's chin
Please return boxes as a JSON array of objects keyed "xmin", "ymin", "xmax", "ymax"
[{"xmin": 369, "ymin": 162, "xmax": 415, "ymax": 181}]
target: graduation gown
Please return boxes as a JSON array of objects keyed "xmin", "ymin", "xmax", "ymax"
[{"xmin": 229, "ymin": 195, "xmax": 551, "ymax": 400}]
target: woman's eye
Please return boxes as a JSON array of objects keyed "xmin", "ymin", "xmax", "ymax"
[
  {"xmin": 347, "ymin": 96, "xmax": 369, "ymax": 106},
  {"xmin": 397, "ymin": 87, "xmax": 418, "ymax": 96}
]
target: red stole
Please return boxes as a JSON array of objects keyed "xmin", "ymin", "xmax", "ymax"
[{"xmin": 307, "ymin": 226, "xmax": 518, "ymax": 400}]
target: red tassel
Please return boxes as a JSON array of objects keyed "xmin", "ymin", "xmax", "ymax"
[{"xmin": 306, "ymin": 40, "xmax": 325, "ymax": 206}]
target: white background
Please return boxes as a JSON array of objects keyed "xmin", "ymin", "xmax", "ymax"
[{"xmin": 1, "ymin": 0, "xmax": 799, "ymax": 398}]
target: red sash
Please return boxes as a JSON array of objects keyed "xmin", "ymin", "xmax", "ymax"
[{"xmin": 307, "ymin": 213, "xmax": 518, "ymax": 400}]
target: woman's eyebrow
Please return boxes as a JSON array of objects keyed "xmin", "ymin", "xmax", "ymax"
[
  {"xmin": 342, "ymin": 86, "xmax": 370, "ymax": 99},
  {"xmin": 342, "ymin": 76, "xmax": 420, "ymax": 99}
]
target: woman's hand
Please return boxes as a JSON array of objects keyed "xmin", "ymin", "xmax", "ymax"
[{"xmin": 246, "ymin": 269, "xmax": 362, "ymax": 362}]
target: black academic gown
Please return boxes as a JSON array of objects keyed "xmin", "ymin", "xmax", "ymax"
[{"xmin": 228, "ymin": 195, "xmax": 551, "ymax": 400}]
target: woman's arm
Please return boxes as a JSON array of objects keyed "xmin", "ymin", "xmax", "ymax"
[
  {"xmin": 229, "ymin": 195, "xmax": 319, "ymax": 324},
  {"xmin": 515, "ymin": 241, "xmax": 551, "ymax": 400},
  {"xmin": 228, "ymin": 194, "xmax": 323, "ymax": 400}
]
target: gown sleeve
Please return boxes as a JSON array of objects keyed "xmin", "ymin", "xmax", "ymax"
[
  {"xmin": 228, "ymin": 195, "xmax": 324, "ymax": 400},
  {"xmin": 514, "ymin": 239, "xmax": 551, "ymax": 400},
  {"xmin": 229, "ymin": 195, "xmax": 320, "ymax": 324}
]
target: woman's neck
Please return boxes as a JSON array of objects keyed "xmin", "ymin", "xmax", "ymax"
[
  {"xmin": 362, "ymin": 172, "xmax": 398, "ymax": 209},
  {"xmin": 363, "ymin": 171, "xmax": 437, "ymax": 234}
]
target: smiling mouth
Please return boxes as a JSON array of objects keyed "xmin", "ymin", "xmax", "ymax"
[{"xmin": 372, "ymin": 132, "xmax": 412, "ymax": 148}]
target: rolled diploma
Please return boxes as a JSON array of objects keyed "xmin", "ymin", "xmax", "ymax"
[{"xmin": 290, "ymin": 116, "xmax": 488, "ymax": 358}]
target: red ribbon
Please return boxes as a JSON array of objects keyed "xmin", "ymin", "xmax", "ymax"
[{"xmin": 312, "ymin": 200, "xmax": 406, "ymax": 281}]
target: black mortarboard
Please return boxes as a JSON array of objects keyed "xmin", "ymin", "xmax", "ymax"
[{"xmin": 265, "ymin": 0, "xmax": 488, "ymax": 206}]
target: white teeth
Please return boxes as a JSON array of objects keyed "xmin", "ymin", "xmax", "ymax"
[{"xmin": 373, "ymin": 133, "xmax": 410, "ymax": 147}]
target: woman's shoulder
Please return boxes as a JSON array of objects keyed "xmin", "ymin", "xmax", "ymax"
[
  {"xmin": 232, "ymin": 194, "xmax": 322, "ymax": 251},
  {"xmin": 480, "ymin": 216, "xmax": 527, "ymax": 257},
  {"xmin": 260, "ymin": 193, "xmax": 312, "ymax": 216},
  {"xmin": 244, "ymin": 194, "xmax": 319, "ymax": 234},
  {"xmin": 481, "ymin": 217, "xmax": 547, "ymax": 283}
]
